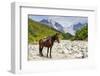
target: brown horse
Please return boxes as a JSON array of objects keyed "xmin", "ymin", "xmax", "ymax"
[{"xmin": 39, "ymin": 33, "xmax": 60, "ymax": 58}]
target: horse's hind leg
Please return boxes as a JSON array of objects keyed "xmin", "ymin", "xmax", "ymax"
[
  {"xmin": 47, "ymin": 48, "xmax": 49, "ymax": 58},
  {"xmin": 39, "ymin": 45, "xmax": 41, "ymax": 55},
  {"xmin": 39, "ymin": 45, "xmax": 43, "ymax": 56},
  {"xmin": 41, "ymin": 47, "xmax": 44, "ymax": 56},
  {"xmin": 50, "ymin": 47, "xmax": 52, "ymax": 58}
]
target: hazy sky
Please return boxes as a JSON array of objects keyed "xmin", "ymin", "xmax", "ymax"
[{"xmin": 28, "ymin": 15, "xmax": 88, "ymax": 27}]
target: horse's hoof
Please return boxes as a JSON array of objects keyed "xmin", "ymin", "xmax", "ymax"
[
  {"xmin": 82, "ymin": 56, "xmax": 84, "ymax": 58},
  {"xmin": 41, "ymin": 55, "xmax": 44, "ymax": 56},
  {"xmin": 40, "ymin": 54, "xmax": 43, "ymax": 57},
  {"xmin": 50, "ymin": 56, "xmax": 52, "ymax": 58}
]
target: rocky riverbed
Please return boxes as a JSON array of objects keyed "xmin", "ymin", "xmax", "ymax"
[{"xmin": 28, "ymin": 40, "xmax": 88, "ymax": 60}]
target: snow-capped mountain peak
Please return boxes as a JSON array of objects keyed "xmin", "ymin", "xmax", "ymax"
[
  {"xmin": 40, "ymin": 18, "xmax": 87, "ymax": 35},
  {"xmin": 40, "ymin": 19, "xmax": 64, "ymax": 32}
]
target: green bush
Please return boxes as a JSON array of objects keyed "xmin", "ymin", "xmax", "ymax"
[
  {"xmin": 74, "ymin": 25, "xmax": 88, "ymax": 40},
  {"xmin": 62, "ymin": 33, "xmax": 73, "ymax": 40}
]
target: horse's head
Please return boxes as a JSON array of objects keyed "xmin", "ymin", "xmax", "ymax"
[{"xmin": 54, "ymin": 33, "xmax": 60, "ymax": 43}]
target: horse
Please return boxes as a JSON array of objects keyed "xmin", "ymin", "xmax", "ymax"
[{"xmin": 39, "ymin": 33, "xmax": 60, "ymax": 58}]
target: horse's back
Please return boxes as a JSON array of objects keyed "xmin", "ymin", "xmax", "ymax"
[{"xmin": 39, "ymin": 36, "xmax": 52, "ymax": 47}]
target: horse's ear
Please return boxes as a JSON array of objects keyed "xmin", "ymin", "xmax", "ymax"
[{"xmin": 56, "ymin": 32, "xmax": 60, "ymax": 35}]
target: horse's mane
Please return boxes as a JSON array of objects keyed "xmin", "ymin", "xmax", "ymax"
[{"xmin": 51, "ymin": 34, "xmax": 56, "ymax": 40}]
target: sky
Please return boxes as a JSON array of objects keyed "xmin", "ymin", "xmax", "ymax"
[{"xmin": 28, "ymin": 15, "xmax": 88, "ymax": 28}]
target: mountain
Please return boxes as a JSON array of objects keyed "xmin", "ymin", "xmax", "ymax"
[
  {"xmin": 28, "ymin": 18, "xmax": 64, "ymax": 43},
  {"xmin": 28, "ymin": 18, "xmax": 88, "ymax": 43},
  {"xmin": 73, "ymin": 22, "xmax": 84, "ymax": 31},
  {"xmin": 65, "ymin": 25, "xmax": 75, "ymax": 35},
  {"xmin": 40, "ymin": 19, "xmax": 87, "ymax": 36},
  {"xmin": 39, "ymin": 19, "xmax": 50, "ymax": 25},
  {"xmin": 64, "ymin": 22, "xmax": 88, "ymax": 35},
  {"xmin": 40, "ymin": 19, "xmax": 64, "ymax": 32}
]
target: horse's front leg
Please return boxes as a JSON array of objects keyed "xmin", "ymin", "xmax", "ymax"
[
  {"xmin": 47, "ymin": 47, "xmax": 49, "ymax": 58},
  {"xmin": 50, "ymin": 47, "xmax": 52, "ymax": 58}
]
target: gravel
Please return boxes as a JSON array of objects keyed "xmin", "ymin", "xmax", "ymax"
[{"xmin": 28, "ymin": 40, "xmax": 88, "ymax": 60}]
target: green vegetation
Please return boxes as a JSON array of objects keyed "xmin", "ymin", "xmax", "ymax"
[
  {"xmin": 28, "ymin": 18, "xmax": 63, "ymax": 43},
  {"xmin": 62, "ymin": 33, "xmax": 73, "ymax": 40},
  {"xmin": 28, "ymin": 18, "xmax": 88, "ymax": 44},
  {"xmin": 72, "ymin": 24, "xmax": 88, "ymax": 40}
]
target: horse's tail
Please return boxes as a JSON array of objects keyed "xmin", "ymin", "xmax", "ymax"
[
  {"xmin": 39, "ymin": 45, "xmax": 42, "ymax": 53},
  {"xmin": 39, "ymin": 39, "xmax": 43, "ymax": 44},
  {"xmin": 39, "ymin": 45, "xmax": 43, "ymax": 56},
  {"xmin": 39, "ymin": 39, "xmax": 43, "ymax": 56}
]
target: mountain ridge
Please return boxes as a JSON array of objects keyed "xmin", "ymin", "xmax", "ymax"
[
  {"xmin": 28, "ymin": 18, "xmax": 64, "ymax": 43},
  {"xmin": 40, "ymin": 19, "xmax": 64, "ymax": 32},
  {"xmin": 40, "ymin": 18, "xmax": 87, "ymax": 35}
]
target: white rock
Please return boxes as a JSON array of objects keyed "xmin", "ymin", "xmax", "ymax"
[{"xmin": 28, "ymin": 40, "xmax": 88, "ymax": 60}]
